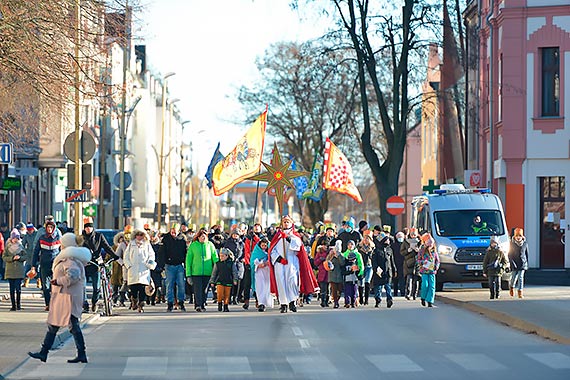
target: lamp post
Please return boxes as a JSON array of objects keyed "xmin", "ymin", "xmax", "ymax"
[
  {"xmin": 166, "ymin": 98, "xmax": 180, "ymax": 223},
  {"xmin": 118, "ymin": 96, "xmax": 141, "ymax": 229},
  {"xmin": 157, "ymin": 72, "xmax": 176, "ymax": 231},
  {"xmin": 179, "ymin": 120, "xmax": 191, "ymax": 222}
]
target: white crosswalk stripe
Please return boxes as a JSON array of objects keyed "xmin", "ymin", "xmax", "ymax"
[
  {"xmin": 122, "ymin": 357, "xmax": 168, "ymax": 377},
  {"xmin": 287, "ymin": 355, "xmax": 337, "ymax": 375},
  {"xmin": 207, "ymin": 356, "xmax": 252, "ymax": 376},
  {"xmin": 366, "ymin": 354, "xmax": 423, "ymax": 372},
  {"xmin": 526, "ymin": 353, "xmax": 570, "ymax": 369},
  {"xmin": 445, "ymin": 353, "xmax": 506, "ymax": 371}
]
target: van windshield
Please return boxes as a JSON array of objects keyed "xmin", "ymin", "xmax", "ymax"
[{"xmin": 434, "ymin": 210, "xmax": 505, "ymax": 237}]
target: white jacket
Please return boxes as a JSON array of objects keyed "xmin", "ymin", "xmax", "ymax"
[{"xmin": 123, "ymin": 238, "xmax": 156, "ymax": 286}]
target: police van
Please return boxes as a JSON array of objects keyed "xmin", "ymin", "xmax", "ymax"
[{"xmin": 410, "ymin": 184, "xmax": 510, "ymax": 291}]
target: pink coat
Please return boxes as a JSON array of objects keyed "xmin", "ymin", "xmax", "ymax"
[
  {"xmin": 313, "ymin": 248, "xmax": 329, "ymax": 283},
  {"xmin": 47, "ymin": 246, "xmax": 91, "ymax": 327}
]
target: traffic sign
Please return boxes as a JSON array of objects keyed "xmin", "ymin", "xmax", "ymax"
[
  {"xmin": 386, "ymin": 195, "xmax": 405, "ymax": 216},
  {"xmin": 0, "ymin": 143, "xmax": 12, "ymax": 164},
  {"xmin": 65, "ymin": 189, "xmax": 89, "ymax": 202},
  {"xmin": 63, "ymin": 131, "xmax": 97, "ymax": 163},
  {"xmin": 113, "ymin": 172, "xmax": 132, "ymax": 188}
]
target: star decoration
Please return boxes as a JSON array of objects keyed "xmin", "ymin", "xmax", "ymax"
[{"xmin": 247, "ymin": 143, "xmax": 310, "ymax": 216}]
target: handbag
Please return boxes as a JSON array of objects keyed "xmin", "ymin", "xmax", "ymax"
[{"xmin": 145, "ymin": 278, "xmax": 156, "ymax": 297}]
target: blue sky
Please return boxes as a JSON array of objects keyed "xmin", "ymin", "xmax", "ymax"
[{"xmin": 139, "ymin": 0, "xmax": 327, "ymax": 176}]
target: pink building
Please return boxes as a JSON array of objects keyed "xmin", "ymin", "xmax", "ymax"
[{"xmin": 466, "ymin": 0, "xmax": 570, "ymax": 271}]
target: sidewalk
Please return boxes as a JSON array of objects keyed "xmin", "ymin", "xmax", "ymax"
[
  {"xmin": 437, "ymin": 284, "xmax": 570, "ymax": 344},
  {"xmin": 0, "ymin": 280, "xmax": 100, "ymax": 377}
]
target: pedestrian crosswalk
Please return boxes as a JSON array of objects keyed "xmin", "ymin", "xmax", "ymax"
[{"xmin": 8, "ymin": 351, "xmax": 570, "ymax": 378}]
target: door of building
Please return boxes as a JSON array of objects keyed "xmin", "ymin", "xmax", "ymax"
[{"xmin": 539, "ymin": 176, "xmax": 565, "ymax": 268}]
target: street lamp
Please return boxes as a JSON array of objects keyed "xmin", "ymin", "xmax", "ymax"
[
  {"xmin": 166, "ymin": 98, "xmax": 180, "ymax": 221},
  {"xmin": 157, "ymin": 72, "xmax": 175, "ymax": 231},
  {"xmin": 179, "ymin": 120, "xmax": 191, "ymax": 222},
  {"xmin": 118, "ymin": 96, "xmax": 141, "ymax": 229}
]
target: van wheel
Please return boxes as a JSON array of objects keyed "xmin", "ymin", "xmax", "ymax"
[
  {"xmin": 436, "ymin": 282, "xmax": 444, "ymax": 292},
  {"xmin": 501, "ymin": 280, "xmax": 510, "ymax": 291},
  {"xmin": 481, "ymin": 282, "xmax": 489, "ymax": 288}
]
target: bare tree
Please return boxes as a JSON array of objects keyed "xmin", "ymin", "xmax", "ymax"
[{"xmin": 239, "ymin": 40, "xmax": 361, "ymax": 226}]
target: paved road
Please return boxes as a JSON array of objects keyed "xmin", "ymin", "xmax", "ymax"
[{"xmin": 5, "ymin": 298, "xmax": 570, "ymax": 379}]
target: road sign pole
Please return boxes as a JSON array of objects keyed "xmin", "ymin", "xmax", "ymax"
[{"xmin": 73, "ymin": 0, "xmax": 82, "ymax": 232}]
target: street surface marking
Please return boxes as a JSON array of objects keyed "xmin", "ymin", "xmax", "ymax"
[
  {"xmin": 207, "ymin": 356, "xmax": 252, "ymax": 376},
  {"xmin": 292, "ymin": 326, "xmax": 303, "ymax": 336},
  {"xmin": 526, "ymin": 353, "xmax": 570, "ymax": 369},
  {"xmin": 123, "ymin": 357, "xmax": 167, "ymax": 376},
  {"xmin": 26, "ymin": 357, "xmax": 85, "ymax": 377},
  {"xmin": 445, "ymin": 353, "xmax": 506, "ymax": 371},
  {"xmin": 366, "ymin": 354, "xmax": 423, "ymax": 372},
  {"xmin": 299, "ymin": 339, "xmax": 310, "ymax": 348},
  {"xmin": 287, "ymin": 355, "xmax": 336, "ymax": 375}
]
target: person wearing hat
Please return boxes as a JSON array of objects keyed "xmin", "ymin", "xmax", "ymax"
[
  {"xmin": 81, "ymin": 217, "xmax": 118, "ymax": 313},
  {"xmin": 22, "ymin": 225, "xmax": 37, "ymax": 286},
  {"xmin": 3, "ymin": 228, "xmax": 28, "ymax": 311},
  {"xmin": 508, "ymin": 228, "xmax": 528, "ymax": 298},
  {"xmin": 268, "ymin": 215, "xmax": 319, "ymax": 313},
  {"xmin": 335, "ymin": 217, "xmax": 362, "ymax": 253},
  {"xmin": 31, "ymin": 220, "xmax": 62, "ymax": 311},
  {"xmin": 313, "ymin": 244, "xmax": 331, "ymax": 307},
  {"xmin": 482, "ymin": 236, "xmax": 509, "ymax": 300},
  {"xmin": 0, "ymin": 222, "xmax": 9, "ymax": 280},
  {"xmin": 371, "ymin": 233, "xmax": 397, "ymax": 308},
  {"xmin": 341, "ymin": 242, "xmax": 363, "ymax": 308},
  {"xmin": 223, "ymin": 226, "xmax": 245, "ymax": 305},
  {"xmin": 417, "ymin": 233, "xmax": 440, "ymax": 307},
  {"xmin": 114, "ymin": 225, "xmax": 134, "ymax": 308},
  {"xmin": 158, "ymin": 222, "xmax": 188, "ymax": 312},
  {"xmin": 124, "ymin": 229, "xmax": 157, "ymax": 312},
  {"xmin": 28, "ymin": 233, "xmax": 91, "ymax": 363},
  {"xmin": 400, "ymin": 228, "xmax": 421, "ymax": 300},
  {"xmin": 209, "ymin": 247, "xmax": 239, "ymax": 312}
]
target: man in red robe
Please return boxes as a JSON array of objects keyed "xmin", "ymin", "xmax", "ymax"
[{"xmin": 269, "ymin": 215, "xmax": 318, "ymax": 313}]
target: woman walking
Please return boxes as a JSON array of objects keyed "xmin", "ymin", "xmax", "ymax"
[
  {"xmin": 28, "ymin": 233, "xmax": 91, "ymax": 363},
  {"xmin": 124, "ymin": 229, "xmax": 157, "ymax": 312},
  {"xmin": 509, "ymin": 228, "xmax": 529, "ymax": 298},
  {"xmin": 417, "ymin": 233, "xmax": 440, "ymax": 307},
  {"xmin": 3, "ymin": 229, "xmax": 28, "ymax": 311},
  {"xmin": 186, "ymin": 230, "xmax": 218, "ymax": 312}
]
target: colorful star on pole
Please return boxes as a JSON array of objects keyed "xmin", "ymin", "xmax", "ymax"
[{"xmin": 247, "ymin": 143, "xmax": 310, "ymax": 216}]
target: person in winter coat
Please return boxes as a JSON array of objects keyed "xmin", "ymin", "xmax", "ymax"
[
  {"xmin": 313, "ymin": 245, "xmax": 330, "ymax": 307},
  {"xmin": 508, "ymin": 228, "xmax": 529, "ymax": 298},
  {"xmin": 28, "ymin": 233, "xmax": 91, "ymax": 363},
  {"xmin": 327, "ymin": 241, "xmax": 345, "ymax": 308},
  {"xmin": 31, "ymin": 220, "xmax": 62, "ymax": 311},
  {"xmin": 391, "ymin": 231, "xmax": 406, "ymax": 297},
  {"xmin": 357, "ymin": 233, "xmax": 375, "ymax": 305},
  {"xmin": 224, "ymin": 228, "xmax": 245, "ymax": 305},
  {"xmin": 400, "ymin": 228, "xmax": 421, "ymax": 300},
  {"xmin": 342, "ymin": 240, "xmax": 364, "ymax": 307},
  {"xmin": 3, "ymin": 229, "xmax": 29, "ymax": 311},
  {"xmin": 111, "ymin": 232, "xmax": 127, "ymax": 307},
  {"xmin": 483, "ymin": 235, "xmax": 509, "ymax": 300},
  {"xmin": 242, "ymin": 223, "xmax": 264, "ymax": 310},
  {"xmin": 417, "ymin": 233, "xmax": 440, "ymax": 307},
  {"xmin": 22, "ymin": 223, "xmax": 37, "ymax": 288},
  {"xmin": 123, "ymin": 229, "xmax": 157, "ymax": 312},
  {"xmin": 81, "ymin": 218, "xmax": 117, "ymax": 313},
  {"xmin": 148, "ymin": 231, "xmax": 164, "ymax": 306},
  {"xmin": 335, "ymin": 218, "xmax": 362, "ymax": 252},
  {"xmin": 159, "ymin": 223, "xmax": 188, "ymax": 312},
  {"xmin": 186, "ymin": 230, "xmax": 219, "ymax": 312},
  {"xmin": 209, "ymin": 248, "xmax": 239, "ymax": 312},
  {"xmin": 250, "ymin": 237, "xmax": 272, "ymax": 312},
  {"xmin": 371, "ymin": 234, "xmax": 397, "ymax": 308}
]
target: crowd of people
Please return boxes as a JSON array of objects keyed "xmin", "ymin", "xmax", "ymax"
[{"xmin": 0, "ymin": 215, "xmax": 530, "ymax": 316}]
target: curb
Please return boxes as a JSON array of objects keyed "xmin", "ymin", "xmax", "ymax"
[
  {"xmin": 437, "ymin": 295, "xmax": 570, "ymax": 345},
  {"xmin": 0, "ymin": 312, "xmax": 101, "ymax": 379}
]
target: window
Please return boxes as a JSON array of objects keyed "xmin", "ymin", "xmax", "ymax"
[
  {"xmin": 541, "ymin": 47, "xmax": 560, "ymax": 117},
  {"xmin": 434, "ymin": 210, "xmax": 505, "ymax": 237}
]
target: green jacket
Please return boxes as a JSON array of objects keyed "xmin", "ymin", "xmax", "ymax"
[
  {"xmin": 342, "ymin": 248, "xmax": 364, "ymax": 277},
  {"xmin": 483, "ymin": 246, "xmax": 509, "ymax": 276},
  {"xmin": 3, "ymin": 240, "xmax": 29, "ymax": 279},
  {"xmin": 186, "ymin": 240, "xmax": 218, "ymax": 277}
]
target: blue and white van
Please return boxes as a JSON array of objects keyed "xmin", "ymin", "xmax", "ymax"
[{"xmin": 410, "ymin": 184, "xmax": 510, "ymax": 291}]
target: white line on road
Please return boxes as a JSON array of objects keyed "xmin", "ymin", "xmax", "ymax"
[
  {"xmin": 366, "ymin": 354, "xmax": 423, "ymax": 372},
  {"xmin": 445, "ymin": 353, "xmax": 506, "ymax": 371},
  {"xmin": 123, "ymin": 357, "xmax": 168, "ymax": 376},
  {"xmin": 292, "ymin": 326, "xmax": 303, "ymax": 336},
  {"xmin": 299, "ymin": 339, "xmax": 310, "ymax": 348},
  {"xmin": 526, "ymin": 352, "xmax": 570, "ymax": 369},
  {"xmin": 207, "ymin": 356, "xmax": 252, "ymax": 375}
]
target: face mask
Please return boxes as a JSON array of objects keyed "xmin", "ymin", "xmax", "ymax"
[{"xmin": 397, "ymin": 238, "xmax": 404, "ymax": 243}]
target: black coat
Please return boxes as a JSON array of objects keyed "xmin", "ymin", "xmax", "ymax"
[
  {"xmin": 371, "ymin": 239, "xmax": 397, "ymax": 286},
  {"xmin": 159, "ymin": 233, "xmax": 187, "ymax": 266},
  {"xmin": 509, "ymin": 239, "xmax": 529, "ymax": 270},
  {"xmin": 82, "ymin": 231, "xmax": 117, "ymax": 272}
]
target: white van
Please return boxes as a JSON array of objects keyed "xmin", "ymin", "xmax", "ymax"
[{"xmin": 410, "ymin": 184, "xmax": 510, "ymax": 291}]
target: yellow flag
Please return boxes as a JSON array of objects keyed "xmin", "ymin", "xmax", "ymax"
[
  {"xmin": 212, "ymin": 111, "xmax": 267, "ymax": 196},
  {"xmin": 322, "ymin": 138, "xmax": 362, "ymax": 203}
]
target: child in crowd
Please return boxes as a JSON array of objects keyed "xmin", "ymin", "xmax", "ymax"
[
  {"xmin": 483, "ymin": 236, "xmax": 509, "ymax": 300},
  {"xmin": 417, "ymin": 233, "xmax": 440, "ymax": 307},
  {"xmin": 209, "ymin": 248, "xmax": 238, "ymax": 312},
  {"xmin": 342, "ymin": 240, "xmax": 364, "ymax": 308},
  {"xmin": 313, "ymin": 245, "xmax": 330, "ymax": 307},
  {"xmin": 327, "ymin": 242, "xmax": 345, "ymax": 309},
  {"xmin": 250, "ymin": 238, "xmax": 272, "ymax": 312}
]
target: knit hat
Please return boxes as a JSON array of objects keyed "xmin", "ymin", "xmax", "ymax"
[
  {"xmin": 170, "ymin": 222, "xmax": 180, "ymax": 231},
  {"xmin": 26, "ymin": 223, "xmax": 35, "ymax": 230},
  {"xmin": 347, "ymin": 240, "xmax": 355, "ymax": 247},
  {"xmin": 373, "ymin": 225, "xmax": 382, "ymax": 232},
  {"xmin": 45, "ymin": 220, "xmax": 56, "ymax": 228},
  {"xmin": 346, "ymin": 218, "xmax": 355, "ymax": 229},
  {"xmin": 61, "ymin": 233, "xmax": 78, "ymax": 248},
  {"xmin": 358, "ymin": 220, "xmax": 368, "ymax": 230},
  {"xmin": 347, "ymin": 252, "xmax": 357, "ymax": 261},
  {"xmin": 83, "ymin": 217, "xmax": 94, "ymax": 228},
  {"xmin": 10, "ymin": 228, "xmax": 20, "ymax": 239}
]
